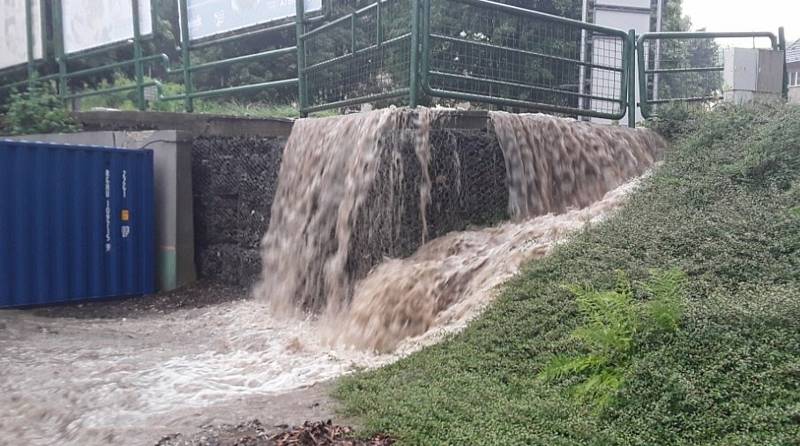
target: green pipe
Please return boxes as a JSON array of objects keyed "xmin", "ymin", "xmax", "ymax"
[
  {"xmin": 178, "ymin": 0, "xmax": 194, "ymax": 112},
  {"xmin": 410, "ymin": 0, "xmax": 420, "ymax": 108},
  {"xmin": 627, "ymin": 29, "xmax": 636, "ymax": 128},
  {"xmin": 296, "ymin": 0, "xmax": 307, "ymax": 117},
  {"xmin": 131, "ymin": 0, "xmax": 146, "ymax": 110}
]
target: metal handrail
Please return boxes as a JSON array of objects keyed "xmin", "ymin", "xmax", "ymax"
[{"xmin": 0, "ymin": 0, "xmax": 789, "ymax": 123}]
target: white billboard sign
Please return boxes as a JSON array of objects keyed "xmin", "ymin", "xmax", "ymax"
[
  {"xmin": 591, "ymin": 8, "xmax": 652, "ymax": 124},
  {"xmin": 0, "ymin": 0, "xmax": 43, "ymax": 70},
  {"xmin": 187, "ymin": 0, "xmax": 323, "ymax": 41},
  {"xmin": 62, "ymin": 0, "xmax": 153, "ymax": 54}
]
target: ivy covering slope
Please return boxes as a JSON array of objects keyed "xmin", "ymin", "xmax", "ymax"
[{"xmin": 335, "ymin": 104, "xmax": 800, "ymax": 446}]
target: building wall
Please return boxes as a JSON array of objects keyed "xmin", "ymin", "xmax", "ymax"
[{"xmin": 789, "ymin": 62, "xmax": 800, "ymax": 104}]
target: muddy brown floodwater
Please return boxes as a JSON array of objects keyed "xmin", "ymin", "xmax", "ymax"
[
  {"xmin": 0, "ymin": 109, "xmax": 664, "ymax": 445},
  {"xmin": 0, "ymin": 176, "xmax": 646, "ymax": 445}
]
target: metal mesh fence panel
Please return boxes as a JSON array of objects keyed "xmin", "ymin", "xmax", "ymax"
[
  {"xmin": 425, "ymin": 0, "xmax": 629, "ymax": 118},
  {"xmin": 303, "ymin": 0, "xmax": 413, "ymax": 112}
]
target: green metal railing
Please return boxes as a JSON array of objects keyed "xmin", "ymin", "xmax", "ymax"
[
  {"xmin": 297, "ymin": 0, "xmax": 636, "ymax": 123},
  {"xmin": 299, "ymin": 0, "xmax": 415, "ymax": 114},
  {"xmin": 0, "ymin": 0, "xmax": 789, "ymax": 127},
  {"xmin": 421, "ymin": 0, "xmax": 635, "ymax": 123},
  {"xmin": 637, "ymin": 30, "xmax": 785, "ymax": 119}
]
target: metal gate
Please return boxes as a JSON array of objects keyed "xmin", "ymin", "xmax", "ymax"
[
  {"xmin": 298, "ymin": 0, "xmax": 636, "ymax": 122},
  {"xmin": 637, "ymin": 30, "xmax": 787, "ymax": 119}
]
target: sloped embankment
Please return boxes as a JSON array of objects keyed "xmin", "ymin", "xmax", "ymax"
[{"xmin": 335, "ymin": 105, "xmax": 800, "ymax": 445}]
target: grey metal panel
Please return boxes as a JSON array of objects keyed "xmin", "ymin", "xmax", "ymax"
[
  {"xmin": 724, "ymin": 48, "xmax": 759, "ymax": 91},
  {"xmin": 756, "ymin": 50, "xmax": 785, "ymax": 93}
]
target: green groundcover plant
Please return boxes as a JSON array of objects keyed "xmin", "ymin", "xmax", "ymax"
[{"xmin": 335, "ymin": 104, "xmax": 800, "ymax": 445}]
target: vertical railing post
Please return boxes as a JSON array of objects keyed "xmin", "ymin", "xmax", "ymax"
[
  {"xmin": 637, "ymin": 35, "xmax": 650, "ymax": 120},
  {"xmin": 779, "ymin": 27, "xmax": 788, "ymax": 100},
  {"xmin": 627, "ymin": 29, "xmax": 637, "ymax": 128},
  {"xmin": 53, "ymin": 0, "xmax": 68, "ymax": 106},
  {"xmin": 376, "ymin": 0, "xmax": 383, "ymax": 46},
  {"xmin": 421, "ymin": 0, "xmax": 430, "ymax": 90},
  {"xmin": 409, "ymin": 0, "xmax": 420, "ymax": 108},
  {"xmin": 25, "ymin": 0, "xmax": 35, "ymax": 89},
  {"xmin": 178, "ymin": 0, "xmax": 194, "ymax": 112},
  {"xmin": 296, "ymin": 0, "xmax": 308, "ymax": 117},
  {"xmin": 131, "ymin": 0, "xmax": 146, "ymax": 110}
]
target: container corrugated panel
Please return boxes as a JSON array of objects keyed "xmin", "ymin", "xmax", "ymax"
[{"xmin": 0, "ymin": 140, "xmax": 155, "ymax": 308}]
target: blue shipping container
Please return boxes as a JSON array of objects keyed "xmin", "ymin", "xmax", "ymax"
[{"xmin": 0, "ymin": 140, "xmax": 155, "ymax": 308}]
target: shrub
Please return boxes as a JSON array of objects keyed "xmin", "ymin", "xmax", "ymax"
[{"xmin": 3, "ymin": 84, "xmax": 78, "ymax": 135}]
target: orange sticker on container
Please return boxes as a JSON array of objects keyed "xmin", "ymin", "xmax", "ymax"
[{"xmin": 121, "ymin": 210, "xmax": 130, "ymax": 221}]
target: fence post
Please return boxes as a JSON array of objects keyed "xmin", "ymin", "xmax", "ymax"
[
  {"xmin": 779, "ymin": 27, "xmax": 788, "ymax": 100},
  {"xmin": 296, "ymin": 0, "xmax": 308, "ymax": 117},
  {"xmin": 131, "ymin": 0, "xmax": 146, "ymax": 111},
  {"xmin": 409, "ymin": 0, "xmax": 420, "ymax": 108},
  {"xmin": 53, "ymin": 0, "xmax": 68, "ymax": 106},
  {"xmin": 628, "ymin": 29, "xmax": 636, "ymax": 128},
  {"xmin": 178, "ymin": 0, "xmax": 194, "ymax": 112},
  {"xmin": 25, "ymin": 0, "xmax": 35, "ymax": 89}
]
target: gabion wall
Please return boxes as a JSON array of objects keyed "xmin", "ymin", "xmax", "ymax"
[{"xmin": 191, "ymin": 124, "xmax": 509, "ymax": 287}]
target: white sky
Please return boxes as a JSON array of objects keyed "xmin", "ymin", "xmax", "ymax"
[{"xmin": 682, "ymin": 0, "xmax": 799, "ymax": 43}]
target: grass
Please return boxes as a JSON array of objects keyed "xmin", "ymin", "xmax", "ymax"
[{"xmin": 334, "ymin": 103, "xmax": 800, "ymax": 445}]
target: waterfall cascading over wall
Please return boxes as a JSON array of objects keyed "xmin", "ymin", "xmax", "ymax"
[
  {"xmin": 490, "ymin": 112, "xmax": 664, "ymax": 220},
  {"xmin": 255, "ymin": 108, "xmax": 666, "ymax": 317}
]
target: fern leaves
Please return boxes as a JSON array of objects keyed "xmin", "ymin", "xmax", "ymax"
[{"xmin": 538, "ymin": 269, "xmax": 687, "ymax": 411}]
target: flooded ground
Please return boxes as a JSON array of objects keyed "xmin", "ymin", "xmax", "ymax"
[{"xmin": 0, "ymin": 177, "xmax": 644, "ymax": 446}]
